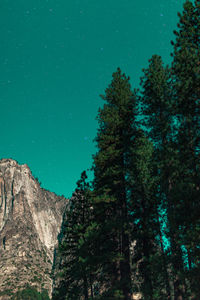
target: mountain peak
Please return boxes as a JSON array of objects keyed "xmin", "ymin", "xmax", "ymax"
[{"xmin": 0, "ymin": 159, "xmax": 68, "ymax": 299}]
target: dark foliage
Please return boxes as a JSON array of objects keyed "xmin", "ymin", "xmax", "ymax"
[
  {"xmin": 11, "ymin": 286, "xmax": 49, "ymax": 300},
  {"xmin": 53, "ymin": 1, "xmax": 200, "ymax": 299}
]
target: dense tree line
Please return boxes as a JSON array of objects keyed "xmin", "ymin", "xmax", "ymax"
[{"xmin": 53, "ymin": 1, "xmax": 200, "ymax": 299}]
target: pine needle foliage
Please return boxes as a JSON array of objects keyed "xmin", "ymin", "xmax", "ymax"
[
  {"xmin": 53, "ymin": 2, "xmax": 200, "ymax": 299},
  {"xmin": 92, "ymin": 68, "xmax": 137, "ymax": 299}
]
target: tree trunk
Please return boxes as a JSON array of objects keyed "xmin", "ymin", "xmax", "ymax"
[
  {"xmin": 156, "ymin": 208, "xmax": 171, "ymax": 298},
  {"xmin": 120, "ymin": 175, "xmax": 132, "ymax": 299},
  {"xmin": 121, "ymin": 222, "xmax": 132, "ymax": 299},
  {"xmin": 83, "ymin": 273, "xmax": 89, "ymax": 300},
  {"xmin": 89, "ymin": 274, "xmax": 94, "ymax": 299}
]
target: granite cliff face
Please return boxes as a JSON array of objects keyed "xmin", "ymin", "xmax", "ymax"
[{"xmin": 0, "ymin": 159, "xmax": 67, "ymax": 299}]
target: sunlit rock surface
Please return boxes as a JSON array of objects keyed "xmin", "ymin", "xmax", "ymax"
[{"xmin": 0, "ymin": 159, "xmax": 67, "ymax": 299}]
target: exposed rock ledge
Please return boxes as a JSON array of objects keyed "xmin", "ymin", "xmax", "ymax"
[{"xmin": 0, "ymin": 159, "xmax": 67, "ymax": 299}]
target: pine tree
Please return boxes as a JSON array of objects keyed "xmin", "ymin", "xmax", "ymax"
[
  {"xmin": 92, "ymin": 68, "xmax": 137, "ymax": 299},
  {"xmin": 171, "ymin": 1, "xmax": 200, "ymax": 297},
  {"xmin": 53, "ymin": 171, "xmax": 94, "ymax": 300},
  {"xmin": 139, "ymin": 55, "xmax": 174, "ymax": 298},
  {"xmin": 129, "ymin": 130, "xmax": 157, "ymax": 299}
]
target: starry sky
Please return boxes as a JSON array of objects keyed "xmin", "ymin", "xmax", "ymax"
[{"xmin": 0, "ymin": 0, "xmax": 186, "ymax": 198}]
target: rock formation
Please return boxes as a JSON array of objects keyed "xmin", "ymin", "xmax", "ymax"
[{"xmin": 0, "ymin": 159, "xmax": 67, "ymax": 299}]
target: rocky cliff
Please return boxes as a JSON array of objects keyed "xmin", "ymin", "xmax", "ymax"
[{"xmin": 0, "ymin": 159, "xmax": 68, "ymax": 299}]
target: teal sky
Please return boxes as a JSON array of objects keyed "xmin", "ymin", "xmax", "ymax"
[{"xmin": 0, "ymin": 0, "xmax": 186, "ymax": 198}]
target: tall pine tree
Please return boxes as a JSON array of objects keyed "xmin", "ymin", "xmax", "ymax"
[
  {"xmin": 129, "ymin": 129, "xmax": 159, "ymax": 299},
  {"xmin": 139, "ymin": 54, "xmax": 174, "ymax": 299},
  {"xmin": 52, "ymin": 171, "xmax": 94, "ymax": 300},
  {"xmin": 171, "ymin": 1, "xmax": 200, "ymax": 297},
  {"xmin": 92, "ymin": 68, "xmax": 137, "ymax": 299}
]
